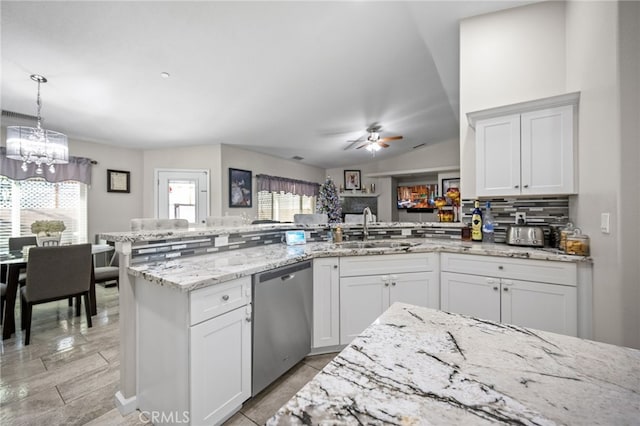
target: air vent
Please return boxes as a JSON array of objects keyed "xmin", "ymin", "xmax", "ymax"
[
  {"xmin": 291, "ymin": 156, "xmax": 304, "ymax": 161},
  {"xmin": 412, "ymin": 143, "xmax": 426, "ymax": 149},
  {"xmin": 2, "ymin": 110, "xmax": 37, "ymax": 122}
]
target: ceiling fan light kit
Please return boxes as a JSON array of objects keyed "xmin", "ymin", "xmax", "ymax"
[{"xmin": 350, "ymin": 123, "xmax": 403, "ymax": 154}]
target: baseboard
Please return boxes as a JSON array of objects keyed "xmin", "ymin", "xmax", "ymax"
[{"xmin": 114, "ymin": 390, "xmax": 137, "ymax": 415}]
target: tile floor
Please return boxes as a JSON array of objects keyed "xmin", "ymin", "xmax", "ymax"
[{"xmin": 0, "ymin": 284, "xmax": 336, "ymax": 425}]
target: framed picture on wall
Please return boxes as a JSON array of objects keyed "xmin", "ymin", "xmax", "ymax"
[
  {"xmin": 344, "ymin": 170, "xmax": 361, "ymax": 190},
  {"xmin": 229, "ymin": 168, "xmax": 252, "ymax": 207},
  {"xmin": 107, "ymin": 169, "xmax": 130, "ymax": 193}
]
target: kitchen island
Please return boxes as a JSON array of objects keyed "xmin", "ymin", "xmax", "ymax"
[{"xmin": 268, "ymin": 302, "xmax": 640, "ymax": 425}]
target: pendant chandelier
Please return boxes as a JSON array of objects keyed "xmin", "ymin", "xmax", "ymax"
[{"xmin": 6, "ymin": 74, "xmax": 69, "ymax": 174}]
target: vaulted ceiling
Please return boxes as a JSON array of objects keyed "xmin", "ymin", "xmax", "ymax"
[{"xmin": 1, "ymin": 1, "xmax": 533, "ymax": 169}]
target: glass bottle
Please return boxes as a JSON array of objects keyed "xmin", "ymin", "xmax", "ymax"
[
  {"xmin": 471, "ymin": 200, "xmax": 483, "ymax": 242},
  {"xmin": 482, "ymin": 201, "xmax": 495, "ymax": 243}
]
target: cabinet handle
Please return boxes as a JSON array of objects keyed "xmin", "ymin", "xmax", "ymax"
[
  {"xmin": 498, "ymin": 266, "xmax": 503, "ymax": 270},
  {"xmin": 222, "ymin": 295, "xmax": 230, "ymax": 301},
  {"xmin": 493, "ymin": 286, "xmax": 499, "ymax": 291},
  {"xmin": 384, "ymin": 283, "xmax": 389, "ymax": 287},
  {"xmin": 523, "ymin": 184, "xmax": 529, "ymax": 188},
  {"xmin": 333, "ymin": 265, "xmax": 338, "ymax": 269},
  {"xmin": 245, "ymin": 316, "xmax": 252, "ymax": 323},
  {"xmin": 514, "ymin": 185, "xmax": 519, "ymax": 189},
  {"xmin": 391, "ymin": 282, "xmax": 396, "ymax": 286},
  {"xmin": 503, "ymin": 287, "xmax": 509, "ymax": 292}
]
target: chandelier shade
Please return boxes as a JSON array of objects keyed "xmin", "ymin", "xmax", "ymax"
[{"xmin": 5, "ymin": 74, "xmax": 69, "ymax": 174}]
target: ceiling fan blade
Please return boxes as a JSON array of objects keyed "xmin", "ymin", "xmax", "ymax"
[
  {"xmin": 379, "ymin": 142, "xmax": 390, "ymax": 148},
  {"xmin": 380, "ymin": 135, "xmax": 403, "ymax": 142},
  {"xmin": 356, "ymin": 143, "xmax": 369, "ymax": 149}
]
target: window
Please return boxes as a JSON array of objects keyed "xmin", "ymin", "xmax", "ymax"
[
  {"xmin": 257, "ymin": 191, "xmax": 316, "ymax": 222},
  {"xmin": 0, "ymin": 176, "xmax": 88, "ymax": 253}
]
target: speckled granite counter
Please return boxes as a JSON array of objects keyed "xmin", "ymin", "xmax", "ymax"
[
  {"xmin": 128, "ymin": 239, "xmax": 590, "ymax": 292},
  {"xmin": 267, "ymin": 303, "xmax": 640, "ymax": 425}
]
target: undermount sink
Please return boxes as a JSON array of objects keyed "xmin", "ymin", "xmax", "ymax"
[{"xmin": 335, "ymin": 240, "xmax": 417, "ymax": 249}]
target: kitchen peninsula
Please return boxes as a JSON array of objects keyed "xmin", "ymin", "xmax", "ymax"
[
  {"xmin": 268, "ymin": 302, "xmax": 640, "ymax": 425},
  {"xmin": 101, "ymin": 222, "xmax": 593, "ymax": 424}
]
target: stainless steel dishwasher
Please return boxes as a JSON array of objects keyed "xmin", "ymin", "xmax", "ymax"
[{"xmin": 252, "ymin": 260, "xmax": 313, "ymax": 396}]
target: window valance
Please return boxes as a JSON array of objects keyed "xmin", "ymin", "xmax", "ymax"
[
  {"xmin": 256, "ymin": 174, "xmax": 320, "ymax": 197},
  {"xmin": 0, "ymin": 147, "xmax": 93, "ymax": 185}
]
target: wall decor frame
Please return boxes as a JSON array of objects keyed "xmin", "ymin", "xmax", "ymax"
[
  {"xmin": 229, "ymin": 168, "xmax": 252, "ymax": 207},
  {"xmin": 344, "ymin": 170, "xmax": 361, "ymax": 190},
  {"xmin": 107, "ymin": 169, "xmax": 130, "ymax": 193}
]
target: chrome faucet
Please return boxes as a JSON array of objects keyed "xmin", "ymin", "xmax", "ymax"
[{"xmin": 362, "ymin": 207, "xmax": 372, "ymax": 240}]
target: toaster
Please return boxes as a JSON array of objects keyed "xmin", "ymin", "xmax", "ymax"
[{"xmin": 506, "ymin": 225, "xmax": 544, "ymax": 247}]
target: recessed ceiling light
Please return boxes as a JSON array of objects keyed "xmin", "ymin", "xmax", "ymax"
[{"xmin": 160, "ymin": 72, "xmax": 170, "ymax": 79}]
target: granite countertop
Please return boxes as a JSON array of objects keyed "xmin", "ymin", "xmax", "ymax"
[
  {"xmin": 128, "ymin": 239, "xmax": 590, "ymax": 292},
  {"xmin": 268, "ymin": 303, "xmax": 640, "ymax": 425}
]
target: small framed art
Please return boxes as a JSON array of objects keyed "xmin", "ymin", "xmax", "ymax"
[
  {"xmin": 107, "ymin": 169, "xmax": 130, "ymax": 193},
  {"xmin": 344, "ymin": 170, "xmax": 361, "ymax": 190},
  {"xmin": 229, "ymin": 168, "xmax": 252, "ymax": 207}
]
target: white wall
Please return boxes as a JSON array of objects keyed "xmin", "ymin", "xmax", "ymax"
[
  {"xmin": 220, "ymin": 144, "xmax": 326, "ymax": 221},
  {"xmin": 460, "ymin": 1, "xmax": 567, "ymax": 198},
  {"xmin": 69, "ymin": 139, "xmax": 144, "ymax": 239},
  {"xmin": 326, "ymin": 137, "xmax": 459, "ymax": 222},
  {"xmin": 460, "ymin": 1, "xmax": 639, "ymax": 348}
]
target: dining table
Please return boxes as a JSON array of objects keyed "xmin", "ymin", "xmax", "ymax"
[{"xmin": 1, "ymin": 243, "xmax": 114, "ymax": 340}]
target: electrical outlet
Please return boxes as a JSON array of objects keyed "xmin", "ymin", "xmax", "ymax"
[{"xmin": 515, "ymin": 212, "xmax": 526, "ymax": 224}]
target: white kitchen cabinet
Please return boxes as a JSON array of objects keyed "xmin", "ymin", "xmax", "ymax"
[
  {"xmin": 473, "ymin": 100, "xmax": 577, "ymax": 197},
  {"xmin": 440, "ymin": 253, "xmax": 578, "ymax": 336},
  {"xmin": 190, "ymin": 304, "xmax": 252, "ymax": 425},
  {"xmin": 312, "ymin": 258, "xmax": 340, "ymax": 348},
  {"xmin": 137, "ymin": 276, "xmax": 252, "ymax": 426},
  {"xmin": 339, "ymin": 253, "xmax": 439, "ymax": 344}
]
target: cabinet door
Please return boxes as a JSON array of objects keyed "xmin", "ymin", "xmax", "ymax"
[
  {"xmin": 190, "ymin": 305, "xmax": 251, "ymax": 425},
  {"xmin": 440, "ymin": 272, "xmax": 500, "ymax": 322},
  {"xmin": 475, "ymin": 114, "xmax": 521, "ymax": 197},
  {"xmin": 313, "ymin": 258, "xmax": 340, "ymax": 348},
  {"xmin": 389, "ymin": 271, "xmax": 439, "ymax": 310},
  {"xmin": 340, "ymin": 275, "xmax": 389, "ymax": 345},
  {"xmin": 501, "ymin": 279, "xmax": 577, "ymax": 336},
  {"xmin": 521, "ymin": 105, "xmax": 575, "ymax": 195}
]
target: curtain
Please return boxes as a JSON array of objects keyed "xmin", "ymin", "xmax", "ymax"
[
  {"xmin": 257, "ymin": 174, "xmax": 320, "ymax": 197},
  {"xmin": 0, "ymin": 147, "xmax": 93, "ymax": 185}
]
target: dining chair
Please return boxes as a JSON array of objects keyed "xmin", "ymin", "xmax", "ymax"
[
  {"xmin": 20, "ymin": 243, "xmax": 93, "ymax": 345},
  {"xmin": 94, "ymin": 251, "xmax": 119, "ymax": 288},
  {"xmin": 8, "ymin": 236, "xmax": 37, "ymax": 285}
]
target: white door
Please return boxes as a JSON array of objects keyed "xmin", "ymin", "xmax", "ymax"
[
  {"xmin": 440, "ymin": 272, "xmax": 500, "ymax": 322},
  {"xmin": 190, "ymin": 305, "xmax": 252, "ymax": 425},
  {"xmin": 475, "ymin": 114, "xmax": 521, "ymax": 197},
  {"xmin": 312, "ymin": 258, "xmax": 340, "ymax": 348},
  {"xmin": 156, "ymin": 169, "xmax": 209, "ymax": 225},
  {"xmin": 521, "ymin": 105, "xmax": 575, "ymax": 195},
  {"xmin": 340, "ymin": 275, "xmax": 389, "ymax": 345},
  {"xmin": 501, "ymin": 279, "xmax": 577, "ymax": 336}
]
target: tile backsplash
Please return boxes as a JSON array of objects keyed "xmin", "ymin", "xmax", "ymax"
[{"xmin": 461, "ymin": 197, "xmax": 570, "ymax": 244}]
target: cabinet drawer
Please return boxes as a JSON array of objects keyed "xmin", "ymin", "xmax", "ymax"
[
  {"xmin": 440, "ymin": 253, "xmax": 577, "ymax": 286},
  {"xmin": 190, "ymin": 276, "xmax": 251, "ymax": 325},
  {"xmin": 340, "ymin": 253, "xmax": 437, "ymax": 277}
]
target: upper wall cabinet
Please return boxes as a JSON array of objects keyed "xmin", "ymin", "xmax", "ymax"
[{"xmin": 468, "ymin": 93, "xmax": 579, "ymax": 197}]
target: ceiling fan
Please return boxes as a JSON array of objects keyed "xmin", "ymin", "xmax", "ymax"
[{"xmin": 343, "ymin": 123, "xmax": 403, "ymax": 152}]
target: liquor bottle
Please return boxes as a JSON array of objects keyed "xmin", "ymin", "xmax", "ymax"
[
  {"xmin": 471, "ymin": 200, "xmax": 483, "ymax": 242},
  {"xmin": 482, "ymin": 201, "xmax": 495, "ymax": 243}
]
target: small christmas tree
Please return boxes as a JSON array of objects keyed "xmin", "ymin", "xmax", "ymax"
[{"xmin": 317, "ymin": 176, "xmax": 342, "ymax": 223}]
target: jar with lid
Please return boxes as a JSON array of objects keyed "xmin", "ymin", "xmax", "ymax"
[
  {"xmin": 565, "ymin": 228, "xmax": 590, "ymax": 256},
  {"xmin": 559, "ymin": 222, "xmax": 575, "ymax": 252},
  {"xmin": 333, "ymin": 226, "xmax": 343, "ymax": 243}
]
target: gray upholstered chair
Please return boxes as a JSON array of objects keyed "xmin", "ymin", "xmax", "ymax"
[
  {"xmin": 20, "ymin": 243, "xmax": 93, "ymax": 345},
  {"xmin": 8, "ymin": 236, "xmax": 38, "ymax": 285},
  {"xmin": 130, "ymin": 218, "xmax": 189, "ymax": 231},
  {"xmin": 293, "ymin": 213, "xmax": 328, "ymax": 225},
  {"xmin": 94, "ymin": 252, "xmax": 119, "ymax": 288}
]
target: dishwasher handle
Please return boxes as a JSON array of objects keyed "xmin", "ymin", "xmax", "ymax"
[{"xmin": 281, "ymin": 274, "xmax": 295, "ymax": 282}]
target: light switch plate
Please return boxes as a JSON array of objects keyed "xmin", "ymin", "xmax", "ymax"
[
  {"xmin": 601, "ymin": 213, "xmax": 610, "ymax": 234},
  {"xmin": 515, "ymin": 212, "xmax": 526, "ymax": 224}
]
